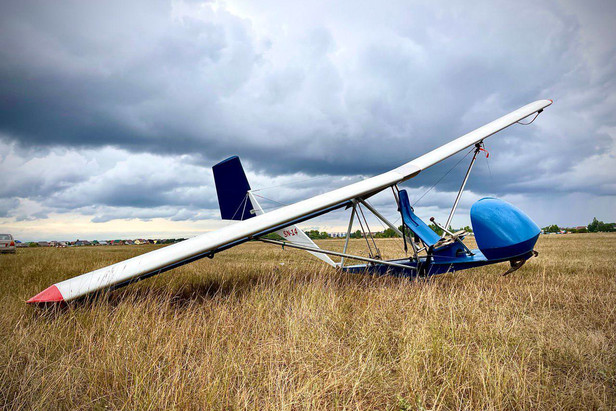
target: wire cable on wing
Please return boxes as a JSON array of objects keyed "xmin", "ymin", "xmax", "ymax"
[
  {"xmin": 412, "ymin": 147, "xmax": 474, "ymax": 207},
  {"xmin": 516, "ymin": 108, "xmax": 543, "ymax": 125},
  {"xmin": 251, "ymin": 193, "xmax": 289, "ymax": 208}
]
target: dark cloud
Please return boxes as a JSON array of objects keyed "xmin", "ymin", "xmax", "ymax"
[
  {"xmin": 0, "ymin": 198, "xmax": 19, "ymax": 218},
  {"xmin": 0, "ymin": 0, "xmax": 614, "ymax": 229}
]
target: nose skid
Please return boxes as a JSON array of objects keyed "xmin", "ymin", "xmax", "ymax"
[{"xmin": 471, "ymin": 198, "xmax": 540, "ymax": 261}]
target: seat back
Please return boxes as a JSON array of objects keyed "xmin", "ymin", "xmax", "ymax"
[{"xmin": 398, "ymin": 189, "xmax": 441, "ymax": 247}]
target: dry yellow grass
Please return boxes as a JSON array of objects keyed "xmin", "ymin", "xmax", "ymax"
[{"xmin": 0, "ymin": 234, "xmax": 614, "ymax": 410}]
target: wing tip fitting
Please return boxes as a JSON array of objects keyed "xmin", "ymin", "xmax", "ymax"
[{"xmin": 26, "ymin": 285, "xmax": 64, "ymax": 304}]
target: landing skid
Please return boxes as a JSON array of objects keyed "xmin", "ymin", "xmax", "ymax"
[{"xmin": 502, "ymin": 250, "xmax": 538, "ymax": 276}]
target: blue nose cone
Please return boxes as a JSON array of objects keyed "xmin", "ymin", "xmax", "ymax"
[{"xmin": 470, "ymin": 198, "xmax": 540, "ymax": 260}]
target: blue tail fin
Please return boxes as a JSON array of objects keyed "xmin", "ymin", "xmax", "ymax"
[{"xmin": 212, "ymin": 156, "xmax": 255, "ymax": 221}]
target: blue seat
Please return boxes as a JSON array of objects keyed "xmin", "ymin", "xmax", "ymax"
[{"xmin": 398, "ymin": 190, "xmax": 441, "ymax": 247}]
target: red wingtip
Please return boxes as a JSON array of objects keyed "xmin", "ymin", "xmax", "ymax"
[{"xmin": 27, "ymin": 285, "xmax": 64, "ymax": 304}]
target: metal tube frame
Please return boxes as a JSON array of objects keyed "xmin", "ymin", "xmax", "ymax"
[
  {"xmin": 430, "ymin": 218, "xmax": 474, "ymax": 256},
  {"xmin": 444, "ymin": 143, "xmax": 483, "ymax": 232},
  {"xmin": 357, "ymin": 197, "xmax": 418, "ymax": 259},
  {"xmin": 356, "ymin": 202, "xmax": 380, "ymax": 259},
  {"xmin": 258, "ymin": 238, "xmax": 416, "ymax": 271},
  {"xmin": 339, "ymin": 202, "xmax": 357, "ymax": 268}
]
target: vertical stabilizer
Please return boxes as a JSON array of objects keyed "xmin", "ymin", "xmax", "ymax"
[
  {"xmin": 212, "ymin": 155, "xmax": 336, "ymax": 267},
  {"xmin": 212, "ymin": 156, "xmax": 255, "ymax": 221}
]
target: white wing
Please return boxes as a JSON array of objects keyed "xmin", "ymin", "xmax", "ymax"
[{"xmin": 28, "ymin": 99, "xmax": 552, "ymax": 303}]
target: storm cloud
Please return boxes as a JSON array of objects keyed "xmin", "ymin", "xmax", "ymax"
[{"xmin": 0, "ymin": 0, "xmax": 614, "ymax": 239}]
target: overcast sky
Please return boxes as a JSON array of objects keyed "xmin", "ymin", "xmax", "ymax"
[{"xmin": 0, "ymin": 0, "xmax": 614, "ymax": 241}]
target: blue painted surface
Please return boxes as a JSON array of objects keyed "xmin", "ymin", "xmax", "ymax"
[
  {"xmin": 342, "ymin": 248, "xmax": 536, "ymax": 278},
  {"xmin": 432, "ymin": 241, "xmax": 467, "ymax": 259},
  {"xmin": 399, "ymin": 190, "xmax": 441, "ymax": 247},
  {"xmin": 342, "ymin": 249, "xmax": 490, "ymax": 277},
  {"xmin": 343, "ymin": 197, "xmax": 540, "ymax": 278},
  {"xmin": 470, "ymin": 197, "xmax": 540, "ymax": 260},
  {"xmin": 212, "ymin": 156, "xmax": 255, "ymax": 221}
]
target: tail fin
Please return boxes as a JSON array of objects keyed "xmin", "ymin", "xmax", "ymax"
[
  {"xmin": 212, "ymin": 156, "xmax": 337, "ymax": 267},
  {"xmin": 212, "ymin": 156, "xmax": 255, "ymax": 221}
]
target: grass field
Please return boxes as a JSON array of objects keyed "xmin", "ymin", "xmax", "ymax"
[{"xmin": 1, "ymin": 234, "xmax": 615, "ymax": 410}]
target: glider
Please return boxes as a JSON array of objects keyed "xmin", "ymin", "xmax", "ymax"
[{"xmin": 27, "ymin": 99, "xmax": 552, "ymax": 304}]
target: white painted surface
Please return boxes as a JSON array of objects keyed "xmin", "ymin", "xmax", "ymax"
[{"xmin": 49, "ymin": 100, "xmax": 552, "ymax": 301}]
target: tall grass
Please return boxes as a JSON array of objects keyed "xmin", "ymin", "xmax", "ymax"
[{"xmin": 0, "ymin": 234, "xmax": 614, "ymax": 409}]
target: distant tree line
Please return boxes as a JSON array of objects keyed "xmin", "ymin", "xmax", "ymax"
[
  {"xmin": 542, "ymin": 224, "xmax": 562, "ymax": 233},
  {"xmin": 304, "ymin": 230, "xmax": 331, "ymax": 240},
  {"xmin": 587, "ymin": 217, "xmax": 615, "ymax": 232},
  {"xmin": 542, "ymin": 217, "xmax": 615, "ymax": 234}
]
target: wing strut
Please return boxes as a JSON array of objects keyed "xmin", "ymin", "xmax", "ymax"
[
  {"xmin": 338, "ymin": 196, "xmax": 418, "ymax": 269},
  {"xmin": 443, "ymin": 143, "xmax": 485, "ymax": 230},
  {"xmin": 339, "ymin": 202, "xmax": 357, "ymax": 268},
  {"xmin": 356, "ymin": 202, "xmax": 381, "ymax": 259}
]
